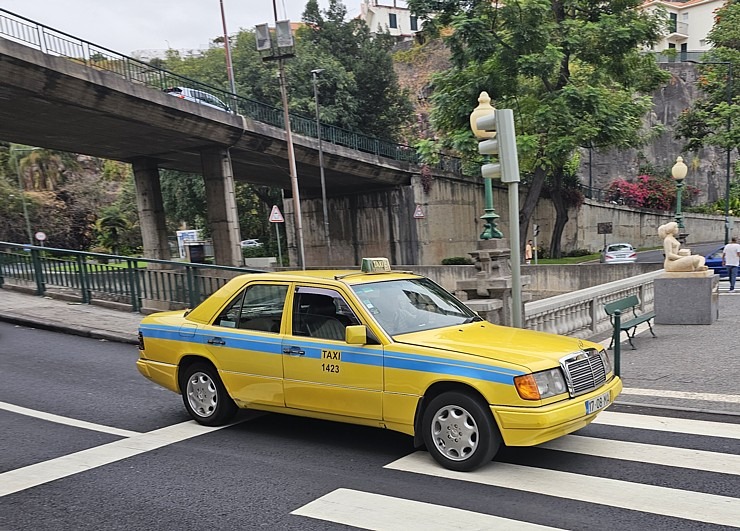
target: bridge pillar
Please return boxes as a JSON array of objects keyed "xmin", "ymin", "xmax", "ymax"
[
  {"xmin": 132, "ymin": 158, "xmax": 170, "ymax": 261},
  {"xmin": 201, "ymin": 148, "xmax": 242, "ymax": 267}
]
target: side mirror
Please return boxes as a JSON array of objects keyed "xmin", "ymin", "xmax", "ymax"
[{"xmin": 345, "ymin": 325, "xmax": 368, "ymax": 345}]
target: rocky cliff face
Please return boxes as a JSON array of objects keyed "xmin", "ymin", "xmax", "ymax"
[
  {"xmin": 579, "ymin": 63, "xmax": 732, "ymax": 204},
  {"xmin": 394, "ymin": 45, "xmax": 733, "ymax": 205}
]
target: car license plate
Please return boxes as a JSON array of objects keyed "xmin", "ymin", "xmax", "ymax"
[{"xmin": 585, "ymin": 391, "xmax": 610, "ymax": 414}]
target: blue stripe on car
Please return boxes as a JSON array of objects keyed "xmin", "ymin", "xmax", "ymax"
[{"xmin": 140, "ymin": 324, "xmax": 520, "ymax": 385}]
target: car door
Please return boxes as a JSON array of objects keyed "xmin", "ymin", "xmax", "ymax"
[
  {"xmin": 201, "ymin": 282, "xmax": 288, "ymax": 407},
  {"xmin": 282, "ymin": 285, "xmax": 383, "ymax": 420}
]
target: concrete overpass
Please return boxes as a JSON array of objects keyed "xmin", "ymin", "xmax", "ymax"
[{"xmin": 0, "ymin": 32, "xmax": 445, "ymax": 264}]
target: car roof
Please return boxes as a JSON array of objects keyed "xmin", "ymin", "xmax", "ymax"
[
  {"xmin": 235, "ymin": 269, "xmax": 422, "ymax": 285},
  {"xmin": 184, "ymin": 269, "xmax": 424, "ymax": 323}
]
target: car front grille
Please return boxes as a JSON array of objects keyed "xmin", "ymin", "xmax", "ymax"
[{"xmin": 560, "ymin": 349, "xmax": 607, "ymax": 397}]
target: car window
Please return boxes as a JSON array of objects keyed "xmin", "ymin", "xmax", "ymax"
[
  {"xmin": 213, "ymin": 284, "xmax": 288, "ymax": 333},
  {"xmin": 709, "ymin": 248, "xmax": 724, "ymax": 259},
  {"xmin": 608, "ymin": 244, "xmax": 631, "ymax": 252},
  {"xmin": 292, "ymin": 288, "xmax": 360, "ymax": 341}
]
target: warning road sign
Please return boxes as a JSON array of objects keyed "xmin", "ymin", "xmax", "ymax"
[
  {"xmin": 413, "ymin": 205, "xmax": 424, "ymax": 219},
  {"xmin": 269, "ymin": 205, "xmax": 285, "ymax": 223}
]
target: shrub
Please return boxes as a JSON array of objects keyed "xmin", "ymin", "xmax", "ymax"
[{"xmin": 441, "ymin": 256, "xmax": 473, "ymax": 265}]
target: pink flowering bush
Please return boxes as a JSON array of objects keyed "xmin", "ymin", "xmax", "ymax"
[{"xmin": 606, "ymin": 174, "xmax": 700, "ymax": 211}]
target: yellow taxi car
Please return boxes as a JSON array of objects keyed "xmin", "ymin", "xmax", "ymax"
[{"xmin": 137, "ymin": 258, "xmax": 621, "ymax": 472}]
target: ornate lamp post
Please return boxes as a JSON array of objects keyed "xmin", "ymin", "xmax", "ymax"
[
  {"xmin": 671, "ymin": 155, "xmax": 688, "ymax": 233},
  {"xmin": 469, "ymin": 92, "xmax": 503, "ymax": 240}
]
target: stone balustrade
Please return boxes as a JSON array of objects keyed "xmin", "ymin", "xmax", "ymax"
[{"xmin": 524, "ymin": 270, "xmax": 663, "ymax": 339}]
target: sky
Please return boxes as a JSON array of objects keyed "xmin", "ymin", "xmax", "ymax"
[{"xmin": 2, "ymin": 0, "xmax": 344, "ymax": 55}]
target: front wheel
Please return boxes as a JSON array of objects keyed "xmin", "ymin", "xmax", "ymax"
[
  {"xmin": 422, "ymin": 391, "xmax": 501, "ymax": 472},
  {"xmin": 179, "ymin": 362, "xmax": 237, "ymax": 426}
]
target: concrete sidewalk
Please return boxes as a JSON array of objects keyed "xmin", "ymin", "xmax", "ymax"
[{"xmin": 1, "ymin": 286, "xmax": 739, "ymax": 415}]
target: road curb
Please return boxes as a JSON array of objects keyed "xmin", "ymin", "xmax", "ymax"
[{"xmin": 0, "ymin": 312, "xmax": 138, "ymax": 345}]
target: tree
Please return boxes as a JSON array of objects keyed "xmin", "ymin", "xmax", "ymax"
[
  {"xmin": 675, "ymin": 1, "xmax": 740, "ymax": 173},
  {"xmin": 161, "ymin": 1, "xmax": 413, "ymax": 141},
  {"xmin": 95, "ymin": 206, "xmax": 130, "ymax": 255},
  {"xmin": 407, "ymin": 0, "xmax": 668, "ymax": 257},
  {"xmin": 299, "ymin": 0, "xmax": 414, "ymax": 139}
]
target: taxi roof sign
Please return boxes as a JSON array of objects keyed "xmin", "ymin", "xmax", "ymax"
[{"xmin": 361, "ymin": 257, "xmax": 391, "ymax": 273}]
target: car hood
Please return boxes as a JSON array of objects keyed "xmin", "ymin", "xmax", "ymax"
[{"xmin": 393, "ymin": 321, "xmax": 598, "ymax": 372}]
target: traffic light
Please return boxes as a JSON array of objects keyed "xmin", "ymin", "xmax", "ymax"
[
  {"xmin": 475, "ymin": 109, "xmax": 520, "ymax": 184},
  {"xmin": 533, "ymin": 224, "xmax": 540, "ymax": 236}
]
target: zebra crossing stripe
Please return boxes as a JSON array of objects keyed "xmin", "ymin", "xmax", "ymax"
[
  {"xmin": 540, "ymin": 434, "xmax": 740, "ymax": 475},
  {"xmin": 385, "ymin": 453, "xmax": 740, "ymax": 528},
  {"xmin": 620, "ymin": 387, "xmax": 740, "ymax": 404},
  {"xmin": 0, "ymin": 421, "xmax": 228, "ymax": 498},
  {"xmin": 291, "ymin": 488, "xmax": 564, "ymax": 530},
  {"xmin": 0, "ymin": 400, "xmax": 139, "ymax": 437},
  {"xmin": 594, "ymin": 410, "xmax": 740, "ymax": 439}
]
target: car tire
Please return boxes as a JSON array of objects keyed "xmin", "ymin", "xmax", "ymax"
[
  {"xmin": 179, "ymin": 362, "xmax": 237, "ymax": 426},
  {"xmin": 422, "ymin": 391, "xmax": 501, "ymax": 472}
]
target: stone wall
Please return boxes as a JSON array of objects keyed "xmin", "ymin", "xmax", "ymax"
[{"xmin": 284, "ymin": 174, "xmax": 733, "ymax": 267}]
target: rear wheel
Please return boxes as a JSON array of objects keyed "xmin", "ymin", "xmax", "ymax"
[
  {"xmin": 179, "ymin": 362, "xmax": 237, "ymax": 426},
  {"xmin": 422, "ymin": 391, "xmax": 501, "ymax": 472}
]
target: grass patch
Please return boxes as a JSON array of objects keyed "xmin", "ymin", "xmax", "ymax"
[{"xmin": 534, "ymin": 253, "xmax": 601, "ymax": 264}]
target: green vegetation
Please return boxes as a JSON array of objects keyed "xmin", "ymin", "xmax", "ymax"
[
  {"xmin": 407, "ymin": 0, "xmax": 668, "ymax": 258},
  {"xmin": 162, "ymin": 0, "xmax": 412, "ymax": 142},
  {"xmin": 675, "ymin": 1, "xmax": 740, "ymax": 168}
]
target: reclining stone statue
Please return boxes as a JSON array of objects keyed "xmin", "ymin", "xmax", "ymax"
[{"xmin": 658, "ymin": 221, "xmax": 708, "ymax": 272}]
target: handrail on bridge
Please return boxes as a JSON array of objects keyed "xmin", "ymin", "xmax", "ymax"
[{"xmin": 0, "ymin": 8, "xmax": 463, "ymax": 175}]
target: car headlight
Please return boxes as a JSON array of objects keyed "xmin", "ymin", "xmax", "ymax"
[
  {"xmin": 598, "ymin": 348, "xmax": 613, "ymax": 375},
  {"xmin": 514, "ymin": 368, "xmax": 568, "ymax": 400}
]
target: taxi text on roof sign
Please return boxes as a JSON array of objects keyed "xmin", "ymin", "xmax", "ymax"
[{"xmin": 361, "ymin": 257, "xmax": 392, "ymax": 273}]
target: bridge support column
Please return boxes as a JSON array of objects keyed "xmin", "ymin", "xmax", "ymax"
[
  {"xmin": 132, "ymin": 158, "xmax": 169, "ymax": 261},
  {"xmin": 201, "ymin": 148, "xmax": 242, "ymax": 267}
]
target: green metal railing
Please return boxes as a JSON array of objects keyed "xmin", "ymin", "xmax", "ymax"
[
  {"xmin": 0, "ymin": 243, "xmax": 264, "ymax": 311},
  {"xmin": 0, "ymin": 8, "xmax": 463, "ymax": 174}
]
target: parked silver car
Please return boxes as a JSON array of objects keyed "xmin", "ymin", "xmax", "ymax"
[
  {"xmin": 164, "ymin": 86, "xmax": 230, "ymax": 112},
  {"xmin": 600, "ymin": 243, "xmax": 637, "ymax": 264}
]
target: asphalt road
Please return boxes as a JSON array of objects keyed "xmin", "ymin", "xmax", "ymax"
[
  {"xmin": 636, "ymin": 241, "xmax": 724, "ymax": 264},
  {"xmin": 1, "ymin": 323, "xmax": 739, "ymax": 530}
]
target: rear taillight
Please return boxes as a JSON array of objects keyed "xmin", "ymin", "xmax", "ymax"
[{"xmin": 138, "ymin": 331, "xmax": 145, "ymax": 351}]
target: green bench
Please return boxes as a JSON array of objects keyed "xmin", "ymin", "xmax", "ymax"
[{"xmin": 604, "ymin": 294, "xmax": 656, "ymax": 350}]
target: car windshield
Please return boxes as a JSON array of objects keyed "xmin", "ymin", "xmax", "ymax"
[{"xmin": 352, "ymin": 277, "xmax": 481, "ymax": 336}]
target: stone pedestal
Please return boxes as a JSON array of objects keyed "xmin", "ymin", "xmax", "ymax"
[
  {"xmin": 455, "ymin": 239, "xmax": 530, "ymax": 326},
  {"xmin": 654, "ymin": 270, "xmax": 718, "ymax": 325}
]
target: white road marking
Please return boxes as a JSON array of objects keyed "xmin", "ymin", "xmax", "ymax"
[
  {"xmin": 620, "ymin": 387, "xmax": 740, "ymax": 404},
  {"xmin": 385, "ymin": 453, "xmax": 740, "ymax": 528},
  {"xmin": 0, "ymin": 400, "xmax": 140, "ymax": 437},
  {"xmin": 594, "ymin": 410, "xmax": 740, "ymax": 439},
  {"xmin": 540, "ymin": 435, "xmax": 740, "ymax": 475},
  {"xmin": 0, "ymin": 421, "xmax": 226, "ymax": 497},
  {"xmin": 291, "ymin": 488, "xmax": 564, "ymax": 530}
]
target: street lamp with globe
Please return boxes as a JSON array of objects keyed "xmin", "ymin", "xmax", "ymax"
[{"xmin": 671, "ymin": 155, "xmax": 688, "ymax": 242}]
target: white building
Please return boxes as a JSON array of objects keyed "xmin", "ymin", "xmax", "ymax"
[
  {"xmin": 642, "ymin": 0, "xmax": 726, "ymax": 54},
  {"xmin": 360, "ymin": 0, "xmax": 422, "ymax": 41}
]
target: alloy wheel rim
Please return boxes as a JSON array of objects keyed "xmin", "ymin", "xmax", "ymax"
[
  {"xmin": 430, "ymin": 404, "xmax": 479, "ymax": 461},
  {"xmin": 186, "ymin": 371, "xmax": 218, "ymax": 418}
]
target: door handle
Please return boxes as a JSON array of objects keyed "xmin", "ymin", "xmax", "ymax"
[
  {"xmin": 282, "ymin": 346, "xmax": 305, "ymax": 356},
  {"xmin": 207, "ymin": 337, "xmax": 226, "ymax": 346}
]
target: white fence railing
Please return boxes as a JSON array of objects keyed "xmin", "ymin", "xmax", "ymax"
[{"xmin": 524, "ymin": 270, "xmax": 664, "ymax": 339}]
